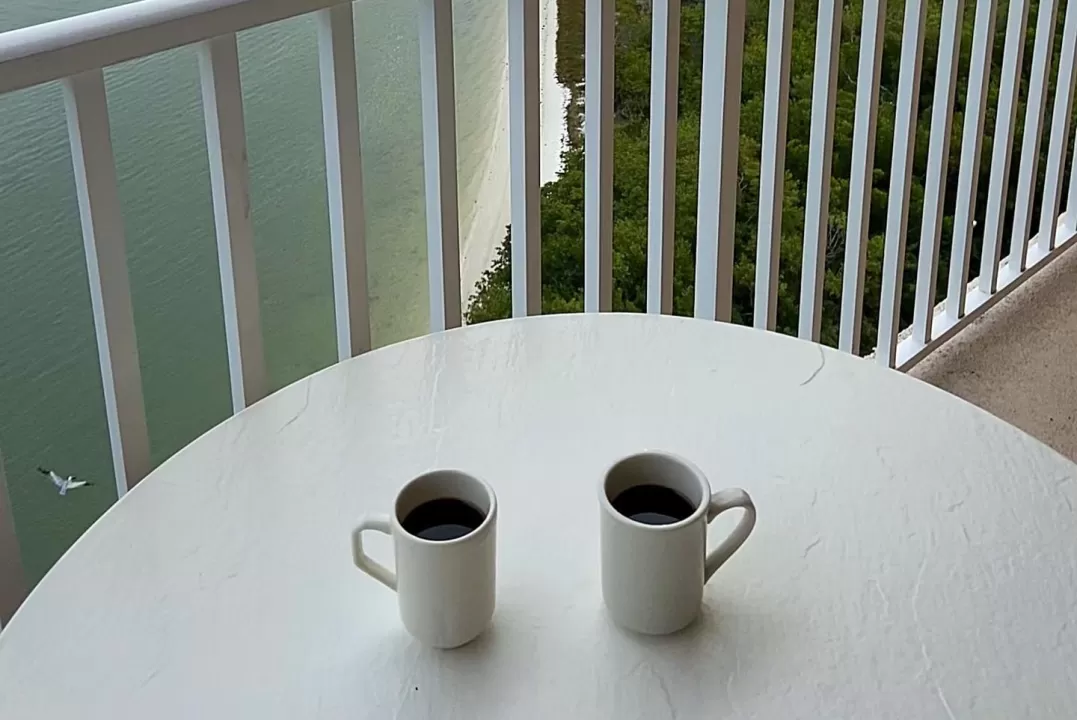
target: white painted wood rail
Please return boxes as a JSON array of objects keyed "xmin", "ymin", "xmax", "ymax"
[
  {"xmin": 198, "ymin": 33, "xmax": 267, "ymax": 412},
  {"xmin": 63, "ymin": 69, "xmax": 153, "ymax": 497},
  {"xmin": 0, "ymin": 0, "xmax": 346, "ymax": 95},
  {"xmin": 694, "ymin": 0, "xmax": 745, "ymax": 322},
  {"xmin": 944, "ymin": 0, "xmax": 996, "ymax": 323},
  {"xmin": 837, "ymin": 0, "xmax": 885, "ymax": 355},
  {"xmin": 509, "ymin": 0, "xmax": 542, "ymax": 317},
  {"xmin": 3, "ymin": 0, "xmax": 1077, "ymax": 576},
  {"xmin": 889, "ymin": 0, "xmax": 1077, "ymax": 369},
  {"xmin": 876, "ymin": 0, "xmax": 926, "ymax": 367},
  {"xmin": 1008, "ymin": 0, "xmax": 1058, "ymax": 271},
  {"xmin": 798, "ymin": 0, "xmax": 841, "ymax": 342},
  {"xmin": 0, "ymin": 450, "xmax": 26, "ymax": 629},
  {"xmin": 317, "ymin": 5, "xmax": 372, "ymax": 360},
  {"xmin": 753, "ymin": 0, "xmax": 793, "ymax": 331},
  {"xmin": 911, "ymin": 0, "xmax": 962, "ymax": 346},
  {"xmin": 0, "ymin": 0, "xmax": 375, "ymax": 493},
  {"xmin": 1037, "ymin": 0, "xmax": 1077, "ymax": 254},
  {"xmin": 418, "ymin": 0, "xmax": 463, "ymax": 332},
  {"xmin": 585, "ymin": 0, "xmax": 614, "ymax": 313},
  {"xmin": 646, "ymin": 0, "xmax": 681, "ymax": 315}
]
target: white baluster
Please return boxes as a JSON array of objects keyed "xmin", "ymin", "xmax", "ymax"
[
  {"xmin": 1035, "ymin": 0, "xmax": 1077, "ymax": 253},
  {"xmin": 0, "ymin": 449, "xmax": 26, "ymax": 627},
  {"xmin": 418, "ymin": 0, "xmax": 462, "ymax": 331},
  {"xmin": 585, "ymin": 0, "xmax": 614, "ymax": 312},
  {"xmin": 945, "ymin": 0, "xmax": 997, "ymax": 322},
  {"xmin": 754, "ymin": 0, "xmax": 793, "ymax": 331},
  {"xmin": 317, "ymin": 5, "xmax": 372, "ymax": 359},
  {"xmin": 838, "ymin": 0, "xmax": 886, "ymax": 354},
  {"xmin": 509, "ymin": 0, "xmax": 542, "ymax": 317},
  {"xmin": 63, "ymin": 69, "xmax": 151, "ymax": 496},
  {"xmin": 876, "ymin": 0, "xmax": 926, "ymax": 367},
  {"xmin": 798, "ymin": 0, "xmax": 841, "ymax": 341},
  {"xmin": 911, "ymin": 0, "xmax": 964, "ymax": 344},
  {"xmin": 978, "ymin": 0, "xmax": 1029, "ymax": 294},
  {"xmin": 198, "ymin": 33, "xmax": 267, "ymax": 410},
  {"xmin": 1007, "ymin": 0, "xmax": 1059, "ymax": 270},
  {"xmin": 647, "ymin": 0, "xmax": 681, "ymax": 315}
]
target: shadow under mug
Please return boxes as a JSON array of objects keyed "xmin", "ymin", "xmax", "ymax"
[
  {"xmin": 352, "ymin": 470, "xmax": 497, "ymax": 649},
  {"xmin": 600, "ymin": 452, "xmax": 756, "ymax": 635}
]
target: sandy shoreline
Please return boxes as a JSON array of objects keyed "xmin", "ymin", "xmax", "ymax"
[{"xmin": 459, "ymin": 0, "xmax": 571, "ymax": 305}]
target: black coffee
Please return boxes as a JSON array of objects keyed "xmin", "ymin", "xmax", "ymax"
[
  {"xmin": 612, "ymin": 484, "xmax": 695, "ymax": 525},
  {"xmin": 402, "ymin": 498, "xmax": 485, "ymax": 541}
]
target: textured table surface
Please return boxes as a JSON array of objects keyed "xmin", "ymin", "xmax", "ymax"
[{"xmin": 2, "ymin": 313, "xmax": 1076, "ymax": 718}]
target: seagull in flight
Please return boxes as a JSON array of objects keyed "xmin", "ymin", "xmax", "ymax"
[{"xmin": 37, "ymin": 467, "xmax": 93, "ymax": 496}]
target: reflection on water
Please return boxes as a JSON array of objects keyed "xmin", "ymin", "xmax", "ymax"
[{"xmin": 0, "ymin": 0, "xmax": 506, "ymax": 582}]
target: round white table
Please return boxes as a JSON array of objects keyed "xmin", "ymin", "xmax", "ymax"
[{"xmin": 2, "ymin": 314, "xmax": 1076, "ymax": 717}]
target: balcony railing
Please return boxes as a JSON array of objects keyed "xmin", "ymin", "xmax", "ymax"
[{"xmin": 1, "ymin": 0, "xmax": 1076, "ymax": 605}]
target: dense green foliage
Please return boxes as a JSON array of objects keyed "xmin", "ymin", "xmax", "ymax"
[{"xmin": 468, "ymin": 0, "xmax": 1075, "ymax": 351}]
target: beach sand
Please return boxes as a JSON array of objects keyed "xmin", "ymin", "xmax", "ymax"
[{"xmin": 459, "ymin": 0, "xmax": 570, "ymax": 306}]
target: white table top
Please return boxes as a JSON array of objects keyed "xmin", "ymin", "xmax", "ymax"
[{"xmin": 2, "ymin": 313, "xmax": 1076, "ymax": 718}]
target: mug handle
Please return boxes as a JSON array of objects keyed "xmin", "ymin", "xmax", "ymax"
[
  {"xmin": 703, "ymin": 488, "xmax": 756, "ymax": 582},
  {"xmin": 352, "ymin": 515, "xmax": 397, "ymax": 591}
]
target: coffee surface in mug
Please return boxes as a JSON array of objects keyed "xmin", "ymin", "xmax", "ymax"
[
  {"xmin": 612, "ymin": 484, "xmax": 696, "ymax": 525},
  {"xmin": 402, "ymin": 498, "xmax": 485, "ymax": 541}
]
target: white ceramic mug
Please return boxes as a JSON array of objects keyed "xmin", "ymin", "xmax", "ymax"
[
  {"xmin": 600, "ymin": 452, "xmax": 756, "ymax": 635},
  {"xmin": 352, "ymin": 470, "xmax": 497, "ymax": 648}
]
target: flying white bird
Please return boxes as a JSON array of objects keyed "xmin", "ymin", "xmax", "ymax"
[{"xmin": 37, "ymin": 467, "xmax": 93, "ymax": 496}]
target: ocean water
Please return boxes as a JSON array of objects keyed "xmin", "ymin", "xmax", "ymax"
[{"xmin": 0, "ymin": 0, "xmax": 508, "ymax": 583}]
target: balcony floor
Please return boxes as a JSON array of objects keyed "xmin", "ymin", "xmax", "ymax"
[{"xmin": 911, "ymin": 244, "xmax": 1077, "ymax": 462}]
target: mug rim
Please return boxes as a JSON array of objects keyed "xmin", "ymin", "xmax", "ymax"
[
  {"xmin": 600, "ymin": 451, "xmax": 711, "ymax": 532},
  {"xmin": 392, "ymin": 469, "xmax": 497, "ymax": 546}
]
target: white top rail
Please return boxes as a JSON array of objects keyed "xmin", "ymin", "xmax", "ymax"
[{"xmin": 0, "ymin": 0, "xmax": 347, "ymax": 95}]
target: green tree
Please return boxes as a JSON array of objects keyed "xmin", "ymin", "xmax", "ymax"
[{"xmin": 469, "ymin": 0, "xmax": 1075, "ymax": 354}]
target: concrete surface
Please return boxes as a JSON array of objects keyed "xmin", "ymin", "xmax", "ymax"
[{"xmin": 911, "ymin": 244, "xmax": 1077, "ymax": 462}]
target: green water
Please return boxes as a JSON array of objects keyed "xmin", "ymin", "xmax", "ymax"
[{"xmin": 0, "ymin": 0, "xmax": 507, "ymax": 583}]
